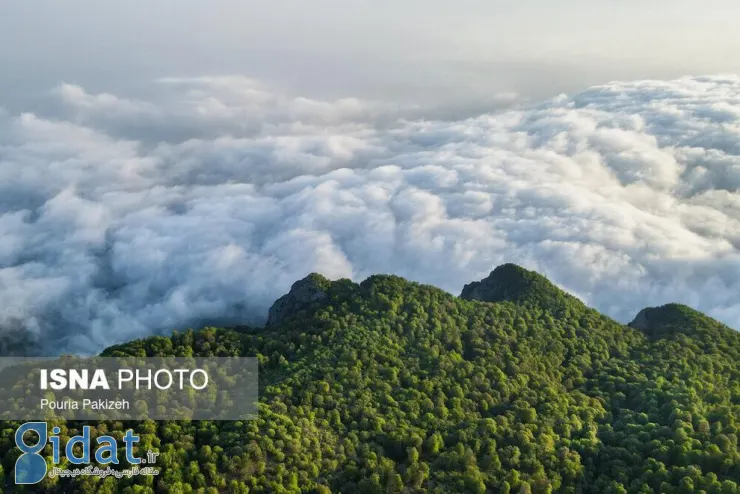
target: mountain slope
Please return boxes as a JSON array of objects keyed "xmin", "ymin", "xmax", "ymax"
[{"xmin": 1, "ymin": 265, "xmax": 739, "ymax": 493}]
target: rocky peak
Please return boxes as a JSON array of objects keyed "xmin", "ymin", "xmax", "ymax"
[
  {"xmin": 267, "ymin": 273, "xmax": 331, "ymax": 326},
  {"xmin": 629, "ymin": 307, "xmax": 652, "ymax": 331}
]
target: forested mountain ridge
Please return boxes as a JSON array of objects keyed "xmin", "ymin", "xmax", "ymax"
[{"xmin": 1, "ymin": 264, "xmax": 739, "ymax": 493}]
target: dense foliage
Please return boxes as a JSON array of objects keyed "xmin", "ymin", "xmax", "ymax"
[{"xmin": 1, "ymin": 265, "xmax": 739, "ymax": 493}]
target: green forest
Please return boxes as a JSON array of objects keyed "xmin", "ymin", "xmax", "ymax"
[{"xmin": 1, "ymin": 264, "xmax": 739, "ymax": 493}]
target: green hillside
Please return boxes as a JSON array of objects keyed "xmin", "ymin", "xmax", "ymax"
[{"xmin": 1, "ymin": 265, "xmax": 739, "ymax": 493}]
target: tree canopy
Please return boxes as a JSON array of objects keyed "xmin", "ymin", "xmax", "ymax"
[{"xmin": 1, "ymin": 264, "xmax": 739, "ymax": 493}]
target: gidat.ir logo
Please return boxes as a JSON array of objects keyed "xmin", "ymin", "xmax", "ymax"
[
  {"xmin": 14, "ymin": 422, "xmax": 143, "ymax": 484},
  {"xmin": 15, "ymin": 422, "xmax": 48, "ymax": 484}
]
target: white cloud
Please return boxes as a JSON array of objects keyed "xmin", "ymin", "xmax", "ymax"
[{"xmin": 2, "ymin": 75, "xmax": 740, "ymax": 354}]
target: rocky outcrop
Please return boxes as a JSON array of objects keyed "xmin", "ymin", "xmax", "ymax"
[
  {"xmin": 629, "ymin": 308, "xmax": 651, "ymax": 331},
  {"xmin": 267, "ymin": 273, "xmax": 331, "ymax": 326},
  {"xmin": 460, "ymin": 273, "xmax": 509, "ymax": 303}
]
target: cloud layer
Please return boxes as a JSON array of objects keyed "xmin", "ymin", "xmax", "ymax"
[{"xmin": 2, "ymin": 75, "xmax": 740, "ymax": 354}]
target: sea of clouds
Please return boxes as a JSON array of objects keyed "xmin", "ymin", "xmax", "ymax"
[{"xmin": 2, "ymin": 75, "xmax": 740, "ymax": 354}]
